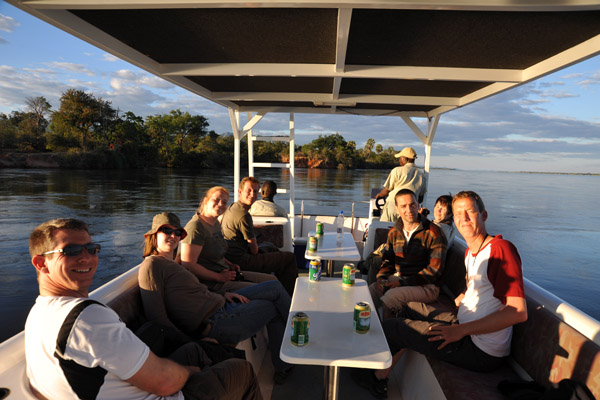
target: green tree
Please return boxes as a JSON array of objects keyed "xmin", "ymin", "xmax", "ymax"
[
  {"xmin": 363, "ymin": 138, "xmax": 375, "ymax": 160},
  {"xmin": 25, "ymin": 96, "xmax": 52, "ymax": 136},
  {"xmin": 93, "ymin": 99, "xmax": 119, "ymax": 147},
  {"xmin": 49, "ymin": 89, "xmax": 108, "ymax": 150},
  {"xmin": 146, "ymin": 110, "xmax": 208, "ymax": 166},
  {"xmin": 0, "ymin": 113, "xmax": 18, "ymax": 149}
]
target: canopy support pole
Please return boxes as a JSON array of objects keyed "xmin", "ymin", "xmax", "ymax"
[
  {"xmin": 229, "ymin": 108, "xmax": 242, "ymax": 202},
  {"xmin": 228, "ymin": 108, "xmax": 296, "ymax": 239},
  {"xmin": 400, "ymin": 114, "xmax": 440, "ymax": 205}
]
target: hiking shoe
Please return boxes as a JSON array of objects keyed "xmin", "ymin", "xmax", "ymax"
[{"xmin": 351, "ymin": 368, "xmax": 388, "ymax": 399}]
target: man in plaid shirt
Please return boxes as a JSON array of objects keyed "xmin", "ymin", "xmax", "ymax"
[{"xmin": 369, "ymin": 188, "xmax": 448, "ymax": 319}]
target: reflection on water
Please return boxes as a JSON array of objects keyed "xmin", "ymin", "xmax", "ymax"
[{"xmin": 1, "ymin": 167, "xmax": 599, "ymax": 341}]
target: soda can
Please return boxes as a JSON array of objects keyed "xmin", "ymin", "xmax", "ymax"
[
  {"xmin": 342, "ymin": 263, "xmax": 356, "ymax": 287},
  {"xmin": 353, "ymin": 302, "xmax": 371, "ymax": 334},
  {"xmin": 316, "ymin": 222, "xmax": 324, "ymax": 236},
  {"xmin": 308, "ymin": 235, "xmax": 318, "ymax": 254},
  {"xmin": 309, "ymin": 259, "xmax": 321, "ymax": 281},
  {"xmin": 291, "ymin": 312, "xmax": 309, "ymax": 346}
]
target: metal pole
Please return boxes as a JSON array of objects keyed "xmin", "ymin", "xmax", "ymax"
[
  {"xmin": 323, "ymin": 366, "xmax": 339, "ymax": 400},
  {"xmin": 351, "ymin": 202, "xmax": 355, "ymax": 235}
]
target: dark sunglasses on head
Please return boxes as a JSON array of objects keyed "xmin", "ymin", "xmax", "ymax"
[
  {"xmin": 42, "ymin": 243, "xmax": 101, "ymax": 257},
  {"xmin": 158, "ymin": 227, "xmax": 185, "ymax": 237}
]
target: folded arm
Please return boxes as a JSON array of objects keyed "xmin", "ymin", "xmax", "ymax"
[
  {"xmin": 127, "ymin": 350, "xmax": 199, "ymax": 396},
  {"xmin": 180, "ymin": 243, "xmax": 236, "ymax": 282}
]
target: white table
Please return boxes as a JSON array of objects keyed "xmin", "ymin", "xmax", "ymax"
[
  {"xmin": 280, "ymin": 277, "xmax": 392, "ymax": 400},
  {"xmin": 304, "ymin": 232, "xmax": 361, "ymax": 277}
]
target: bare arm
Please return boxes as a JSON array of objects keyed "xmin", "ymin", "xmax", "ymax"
[
  {"xmin": 247, "ymin": 237, "xmax": 259, "ymax": 255},
  {"xmin": 126, "ymin": 350, "xmax": 198, "ymax": 396},
  {"xmin": 376, "ymin": 187, "xmax": 391, "ymax": 199},
  {"xmin": 428, "ymin": 296, "xmax": 527, "ymax": 349},
  {"xmin": 180, "ymin": 243, "xmax": 235, "ymax": 282},
  {"xmin": 454, "ymin": 292, "xmax": 465, "ymax": 307}
]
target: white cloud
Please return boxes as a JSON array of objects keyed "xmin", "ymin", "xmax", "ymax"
[
  {"xmin": 0, "ymin": 14, "xmax": 19, "ymax": 32},
  {"xmin": 109, "ymin": 78, "xmax": 122, "ymax": 90},
  {"xmin": 114, "ymin": 69, "xmax": 137, "ymax": 81},
  {"xmin": 46, "ymin": 61, "xmax": 95, "ymax": 76},
  {"xmin": 102, "ymin": 53, "xmax": 119, "ymax": 62}
]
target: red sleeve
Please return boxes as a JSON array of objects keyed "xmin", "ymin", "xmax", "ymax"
[{"xmin": 487, "ymin": 237, "xmax": 525, "ymax": 304}]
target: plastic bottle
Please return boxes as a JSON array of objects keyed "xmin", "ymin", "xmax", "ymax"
[{"xmin": 336, "ymin": 211, "xmax": 344, "ymax": 238}]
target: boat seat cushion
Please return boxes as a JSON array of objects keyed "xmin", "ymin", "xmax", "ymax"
[
  {"xmin": 511, "ymin": 297, "xmax": 600, "ymax": 399},
  {"xmin": 373, "ymin": 228, "xmax": 390, "ymax": 252},
  {"xmin": 106, "ymin": 285, "xmax": 147, "ymax": 333},
  {"xmin": 255, "ymin": 224, "xmax": 284, "ymax": 249},
  {"xmin": 427, "ymin": 358, "xmax": 518, "ymax": 400}
]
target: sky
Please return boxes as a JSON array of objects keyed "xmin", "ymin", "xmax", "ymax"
[{"xmin": 1, "ymin": 3, "xmax": 600, "ymax": 173}]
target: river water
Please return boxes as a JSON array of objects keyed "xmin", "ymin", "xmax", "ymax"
[{"xmin": 1, "ymin": 167, "xmax": 599, "ymax": 342}]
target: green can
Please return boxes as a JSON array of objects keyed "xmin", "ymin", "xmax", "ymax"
[
  {"xmin": 291, "ymin": 312, "xmax": 309, "ymax": 346},
  {"xmin": 308, "ymin": 235, "xmax": 318, "ymax": 254},
  {"xmin": 309, "ymin": 259, "xmax": 321, "ymax": 281},
  {"xmin": 353, "ymin": 302, "xmax": 371, "ymax": 334},
  {"xmin": 316, "ymin": 222, "xmax": 324, "ymax": 236},
  {"xmin": 342, "ymin": 263, "xmax": 356, "ymax": 287}
]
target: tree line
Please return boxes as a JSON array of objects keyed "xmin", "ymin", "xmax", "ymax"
[{"xmin": 1, "ymin": 90, "xmax": 398, "ymax": 169}]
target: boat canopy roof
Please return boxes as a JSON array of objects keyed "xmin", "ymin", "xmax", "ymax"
[{"xmin": 9, "ymin": 1, "xmax": 600, "ymax": 119}]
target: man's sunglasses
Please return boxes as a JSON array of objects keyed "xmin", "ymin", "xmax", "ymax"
[
  {"xmin": 42, "ymin": 243, "xmax": 102, "ymax": 257},
  {"xmin": 158, "ymin": 227, "xmax": 185, "ymax": 237}
]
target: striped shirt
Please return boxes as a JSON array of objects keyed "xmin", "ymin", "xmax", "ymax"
[{"xmin": 377, "ymin": 217, "xmax": 447, "ymax": 286}]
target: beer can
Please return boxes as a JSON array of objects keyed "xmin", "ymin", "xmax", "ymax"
[
  {"xmin": 308, "ymin": 235, "xmax": 318, "ymax": 254},
  {"xmin": 291, "ymin": 312, "xmax": 310, "ymax": 346},
  {"xmin": 309, "ymin": 259, "xmax": 321, "ymax": 281},
  {"xmin": 316, "ymin": 222, "xmax": 324, "ymax": 236},
  {"xmin": 353, "ymin": 302, "xmax": 371, "ymax": 334},
  {"xmin": 342, "ymin": 263, "xmax": 356, "ymax": 287}
]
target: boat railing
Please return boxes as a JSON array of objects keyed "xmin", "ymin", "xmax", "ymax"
[{"xmin": 296, "ymin": 198, "xmax": 370, "ymax": 237}]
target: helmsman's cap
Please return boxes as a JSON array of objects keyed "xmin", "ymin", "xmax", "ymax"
[{"xmin": 394, "ymin": 147, "xmax": 418, "ymax": 159}]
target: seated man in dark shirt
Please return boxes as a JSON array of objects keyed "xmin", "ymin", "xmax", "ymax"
[{"xmin": 221, "ymin": 176, "xmax": 298, "ymax": 296}]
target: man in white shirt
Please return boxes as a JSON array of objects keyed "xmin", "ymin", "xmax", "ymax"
[
  {"xmin": 376, "ymin": 147, "xmax": 427, "ymax": 222},
  {"xmin": 249, "ymin": 180, "xmax": 287, "ymax": 218},
  {"xmin": 25, "ymin": 218, "xmax": 261, "ymax": 400}
]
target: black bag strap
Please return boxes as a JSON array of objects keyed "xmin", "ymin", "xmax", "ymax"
[{"xmin": 54, "ymin": 299, "xmax": 108, "ymax": 400}]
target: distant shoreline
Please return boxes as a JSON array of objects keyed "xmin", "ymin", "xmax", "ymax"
[{"xmin": 1, "ymin": 152, "xmax": 598, "ymax": 176}]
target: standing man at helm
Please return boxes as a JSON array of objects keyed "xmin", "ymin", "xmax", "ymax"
[{"xmin": 376, "ymin": 147, "xmax": 427, "ymax": 222}]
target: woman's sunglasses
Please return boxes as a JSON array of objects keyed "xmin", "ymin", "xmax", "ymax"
[
  {"xmin": 158, "ymin": 227, "xmax": 185, "ymax": 237},
  {"xmin": 42, "ymin": 243, "xmax": 102, "ymax": 257}
]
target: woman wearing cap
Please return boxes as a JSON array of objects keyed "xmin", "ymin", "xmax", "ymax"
[
  {"xmin": 138, "ymin": 212, "xmax": 294, "ymax": 384},
  {"xmin": 179, "ymin": 186, "xmax": 276, "ymax": 293}
]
